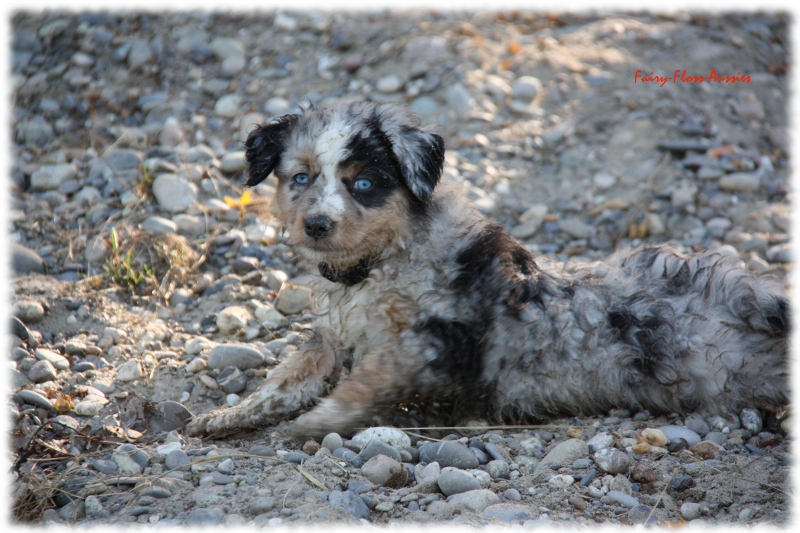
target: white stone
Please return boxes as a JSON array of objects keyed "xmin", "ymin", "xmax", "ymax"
[
  {"xmin": 216, "ymin": 306, "xmax": 253, "ymax": 335},
  {"xmin": 117, "ymin": 359, "xmax": 144, "ymax": 382},
  {"xmin": 214, "ymin": 94, "xmax": 241, "ymax": 117},
  {"xmin": 352, "ymin": 427, "xmax": 411, "ymax": 448},
  {"xmin": 254, "ymin": 303, "xmax": 287, "ymax": 330},
  {"xmin": 275, "ymin": 284, "xmax": 312, "ymax": 315},
  {"xmin": 185, "ymin": 337, "xmax": 217, "ymax": 355},
  {"xmin": 376, "ymin": 75, "xmax": 403, "ymax": 94}
]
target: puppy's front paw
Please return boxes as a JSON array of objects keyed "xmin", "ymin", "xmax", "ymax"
[{"xmin": 291, "ymin": 400, "xmax": 366, "ymax": 439}]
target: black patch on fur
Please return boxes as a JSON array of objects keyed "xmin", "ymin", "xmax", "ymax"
[
  {"xmin": 453, "ymin": 223, "xmax": 557, "ymax": 311},
  {"xmin": 341, "ymin": 117, "xmax": 405, "ymax": 210},
  {"xmin": 244, "ymin": 114, "xmax": 298, "ymax": 187},
  {"xmin": 608, "ymin": 301, "xmax": 679, "ymax": 384},
  {"xmin": 416, "ymin": 317, "xmax": 486, "ymax": 389},
  {"xmin": 397, "ymin": 125, "xmax": 445, "ymax": 203},
  {"xmin": 765, "ymin": 297, "xmax": 789, "ymax": 336},
  {"xmin": 318, "ymin": 256, "xmax": 375, "ymax": 286},
  {"xmin": 665, "ymin": 261, "xmax": 692, "ymax": 296}
]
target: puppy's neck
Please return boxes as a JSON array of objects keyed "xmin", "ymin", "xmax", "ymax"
[{"xmin": 318, "ymin": 256, "xmax": 377, "ymax": 286}]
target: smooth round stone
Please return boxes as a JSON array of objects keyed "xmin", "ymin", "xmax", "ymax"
[
  {"xmin": 659, "ymin": 425, "xmax": 702, "ymax": 447},
  {"xmin": 719, "ymin": 172, "xmax": 759, "ymax": 193},
  {"xmin": 586, "ymin": 432, "xmax": 615, "ymax": 452},
  {"xmin": 184, "ymin": 336, "xmax": 215, "ymax": 354},
  {"xmin": 152, "ymin": 174, "xmax": 198, "ymax": 213},
  {"xmin": 511, "ymin": 76, "xmax": 542, "ymax": 102},
  {"xmin": 448, "ymin": 489, "xmax": 500, "ymax": 514},
  {"xmin": 359, "ymin": 440, "xmax": 401, "ymax": 463},
  {"xmin": 173, "ymin": 214, "xmax": 207, "ymax": 235},
  {"xmin": 159, "ymin": 117, "xmax": 183, "ymax": 147},
  {"xmin": 376, "ymin": 74, "xmax": 403, "ymax": 93},
  {"xmin": 248, "ymin": 444, "xmax": 276, "ymax": 457},
  {"xmin": 684, "ymin": 413, "xmax": 711, "ymax": 437},
  {"xmin": 483, "ymin": 503, "xmax": 531, "ymax": 523},
  {"xmin": 361, "ymin": 455, "xmax": 407, "ymax": 488},
  {"xmin": 681, "ymin": 502, "xmax": 703, "ymax": 520},
  {"xmin": 185, "ymin": 508, "xmax": 224, "ymax": 526},
  {"xmin": 607, "ymin": 490, "xmax": 639, "ymax": 508},
  {"xmin": 74, "ymin": 400, "xmax": 105, "ymax": 417},
  {"xmin": 208, "ymin": 344, "xmax": 265, "ymax": 370},
  {"xmin": 72, "ymin": 362, "xmax": 95, "ymax": 373},
  {"xmin": 221, "ymin": 55, "xmax": 246, "ymax": 76},
  {"xmin": 12, "ymin": 243, "xmax": 45, "ymax": 275},
  {"xmin": 419, "ymin": 441, "xmax": 479, "ymax": 470},
  {"xmin": 248, "ymin": 497, "xmax": 277, "ymax": 515},
  {"xmin": 140, "ymin": 216, "xmax": 178, "ymax": 235},
  {"xmin": 165, "ymin": 449, "xmax": 191, "ymax": 471},
  {"xmin": 226, "ymin": 393, "xmax": 241, "ymax": 406},
  {"xmin": 283, "ymin": 451, "xmax": 311, "ymax": 464},
  {"xmin": 628, "ymin": 505, "xmax": 659, "ymax": 525},
  {"xmin": 594, "ymin": 448, "xmax": 632, "ymax": 475},
  {"xmin": 220, "ymin": 151, "xmax": 247, "ymax": 174},
  {"xmin": 34, "ymin": 348, "xmax": 70, "ymax": 370},
  {"xmin": 16, "ymin": 389, "xmax": 55, "ymax": 410},
  {"xmin": 275, "ymin": 284, "xmax": 312, "ymax": 315},
  {"xmin": 437, "ymin": 467, "xmax": 481, "ymax": 496},
  {"xmin": 12, "ymin": 300, "xmax": 46, "ymax": 323},
  {"xmin": 214, "ymin": 94, "xmax": 241, "ymax": 117},
  {"xmin": 28, "ymin": 360, "xmax": 58, "ymax": 383},
  {"xmin": 149, "ymin": 401, "xmax": 192, "ymax": 433},
  {"xmin": 140, "ymin": 487, "xmax": 171, "ymax": 499},
  {"xmin": 322, "ymin": 433, "xmax": 344, "ymax": 452},
  {"xmin": 352, "ymin": 427, "xmax": 411, "ymax": 448},
  {"xmin": 30, "ymin": 164, "xmax": 77, "ymax": 191},
  {"xmin": 332, "ymin": 447, "xmax": 364, "ymax": 468},
  {"xmin": 533, "ymin": 439, "xmax": 589, "ymax": 480}
]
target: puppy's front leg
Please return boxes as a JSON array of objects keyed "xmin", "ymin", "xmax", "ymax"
[
  {"xmin": 291, "ymin": 343, "xmax": 420, "ymax": 439},
  {"xmin": 186, "ymin": 328, "xmax": 341, "ymax": 437}
]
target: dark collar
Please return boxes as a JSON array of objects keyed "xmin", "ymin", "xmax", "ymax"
[{"xmin": 318, "ymin": 256, "xmax": 376, "ymax": 286}]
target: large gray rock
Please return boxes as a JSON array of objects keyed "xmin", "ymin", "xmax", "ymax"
[
  {"xmin": 12, "ymin": 243, "xmax": 45, "ymax": 276},
  {"xmin": 533, "ymin": 438, "xmax": 589, "ymax": 480},
  {"xmin": 419, "ymin": 441, "xmax": 479, "ymax": 470},
  {"xmin": 208, "ymin": 344, "xmax": 265, "ymax": 370},
  {"xmin": 151, "ymin": 174, "xmax": 198, "ymax": 213},
  {"xmin": 437, "ymin": 467, "xmax": 481, "ymax": 496}
]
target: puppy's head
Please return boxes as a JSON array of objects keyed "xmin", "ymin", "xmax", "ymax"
[{"xmin": 244, "ymin": 102, "xmax": 445, "ymax": 270}]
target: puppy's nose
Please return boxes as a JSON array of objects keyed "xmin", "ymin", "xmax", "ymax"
[{"xmin": 304, "ymin": 215, "xmax": 335, "ymax": 239}]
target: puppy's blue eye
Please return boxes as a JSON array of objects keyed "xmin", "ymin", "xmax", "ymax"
[
  {"xmin": 354, "ymin": 178, "xmax": 372, "ymax": 190},
  {"xmin": 293, "ymin": 173, "xmax": 309, "ymax": 185}
]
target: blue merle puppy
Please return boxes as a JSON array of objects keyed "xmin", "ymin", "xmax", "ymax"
[{"xmin": 187, "ymin": 101, "xmax": 789, "ymax": 439}]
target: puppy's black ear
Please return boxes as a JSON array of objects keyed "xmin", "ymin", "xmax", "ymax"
[
  {"xmin": 244, "ymin": 114, "xmax": 298, "ymax": 187},
  {"xmin": 376, "ymin": 107, "xmax": 445, "ymax": 203}
]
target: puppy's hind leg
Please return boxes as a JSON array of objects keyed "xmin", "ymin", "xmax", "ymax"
[{"xmin": 186, "ymin": 328, "xmax": 341, "ymax": 437}]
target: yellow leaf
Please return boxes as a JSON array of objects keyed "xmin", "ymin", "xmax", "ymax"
[
  {"xmin": 239, "ymin": 189, "xmax": 253, "ymax": 206},
  {"xmin": 224, "ymin": 190, "xmax": 254, "ymax": 208}
]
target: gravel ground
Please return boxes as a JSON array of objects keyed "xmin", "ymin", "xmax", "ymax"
[{"xmin": 9, "ymin": 9, "xmax": 792, "ymax": 528}]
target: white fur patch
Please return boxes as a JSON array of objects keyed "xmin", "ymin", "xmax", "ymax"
[{"xmin": 314, "ymin": 119, "xmax": 351, "ymax": 217}]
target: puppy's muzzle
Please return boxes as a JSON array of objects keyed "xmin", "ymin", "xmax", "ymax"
[{"xmin": 304, "ymin": 215, "xmax": 336, "ymax": 239}]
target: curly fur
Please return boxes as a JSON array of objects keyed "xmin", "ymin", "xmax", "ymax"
[{"xmin": 187, "ymin": 102, "xmax": 789, "ymax": 439}]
